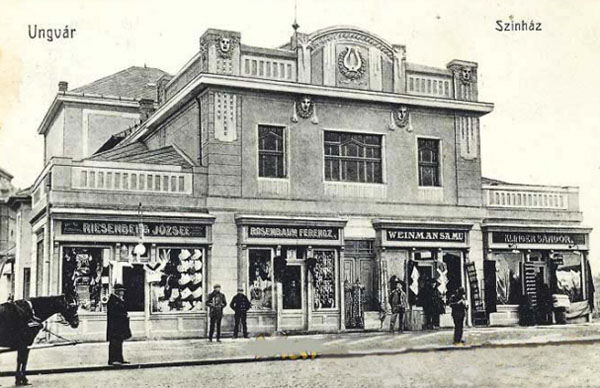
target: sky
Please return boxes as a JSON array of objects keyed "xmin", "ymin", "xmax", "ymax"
[{"xmin": 0, "ymin": 0, "xmax": 599, "ymax": 268}]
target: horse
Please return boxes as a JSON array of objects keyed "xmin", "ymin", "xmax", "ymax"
[{"xmin": 0, "ymin": 295, "xmax": 79, "ymax": 386}]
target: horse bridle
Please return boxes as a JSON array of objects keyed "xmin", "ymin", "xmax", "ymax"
[{"xmin": 25, "ymin": 300, "xmax": 42, "ymax": 324}]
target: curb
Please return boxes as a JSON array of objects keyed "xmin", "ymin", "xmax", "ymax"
[{"xmin": 2, "ymin": 335, "xmax": 600, "ymax": 378}]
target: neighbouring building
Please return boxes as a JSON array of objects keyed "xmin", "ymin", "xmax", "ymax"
[
  {"xmin": 16, "ymin": 25, "xmax": 591, "ymax": 341},
  {"xmin": 0, "ymin": 167, "xmax": 18, "ymax": 302}
]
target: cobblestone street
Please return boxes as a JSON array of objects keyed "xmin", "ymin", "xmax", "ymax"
[{"xmin": 2, "ymin": 342, "xmax": 598, "ymax": 388}]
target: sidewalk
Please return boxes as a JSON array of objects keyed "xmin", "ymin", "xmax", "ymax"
[{"xmin": 1, "ymin": 322, "xmax": 600, "ymax": 377}]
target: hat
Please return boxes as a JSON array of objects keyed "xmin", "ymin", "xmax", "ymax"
[
  {"xmin": 113, "ymin": 284, "xmax": 126, "ymax": 291},
  {"xmin": 213, "ymin": 284, "xmax": 221, "ymax": 289}
]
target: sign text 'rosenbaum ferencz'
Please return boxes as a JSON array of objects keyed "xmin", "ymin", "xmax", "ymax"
[
  {"xmin": 248, "ymin": 225, "xmax": 340, "ymax": 240},
  {"xmin": 62, "ymin": 220, "xmax": 207, "ymax": 238}
]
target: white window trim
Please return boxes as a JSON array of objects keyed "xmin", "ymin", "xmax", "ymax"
[
  {"xmin": 256, "ymin": 123, "xmax": 290, "ymax": 180},
  {"xmin": 321, "ymin": 128, "xmax": 387, "ymax": 185},
  {"xmin": 415, "ymin": 135, "xmax": 443, "ymax": 188}
]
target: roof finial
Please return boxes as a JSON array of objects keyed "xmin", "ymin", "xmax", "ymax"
[{"xmin": 292, "ymin": 0, "xmax": 299, "ymax": 31}]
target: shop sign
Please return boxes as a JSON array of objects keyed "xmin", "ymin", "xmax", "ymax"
[
  {"xmin": 385, "ymin": 228, "xmax": 467, "ymax": 243},
  {"xmin": 62, "ymin": 220, "xmax": 207, "ymax": 238},
  {"xmin": 247, "ymin": 225, "xmax": 339, "ymax": 240},
  {"xmin": 491, "ymin": 232, "xmax": 586, "ymax": 246}
]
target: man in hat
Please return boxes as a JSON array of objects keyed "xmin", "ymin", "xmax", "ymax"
[
  {"xmin": 389, "ymin": 280, "xmax": 408, "ymax": 333},
  {"xmin": 448, "ymin": 287, "xmax": 468, "ymax": 344},
  {"xmin": 230, "ymin": 287, "xmax": 251, "ymax": 338},
  {"xmin": 107, "ymin": 284, "xmax": 132, "ymax": 365},
  {"xmin": 206, "ymin": 284, "xmax": 227, "ymax": 342}
]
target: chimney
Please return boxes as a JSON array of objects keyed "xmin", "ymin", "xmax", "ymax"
[
  {"xmin": 58, "ymin": 81, "xmax": 68, "ymax": 92},
  {"xmin": 138, "ymin": 98, "xmax": 155, "ymax": 121}
]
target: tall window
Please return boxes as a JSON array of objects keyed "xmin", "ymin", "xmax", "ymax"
[
  {"xmin": 324, "ymin": 131, "xmax": 382, "ymax": 183},
  {"xmin": 248, "ymin": 249, "xmax": 273, "ymax": 310},
  {"xmin": 418, "ymin": 138, "xmax": 441, "ymax": 186},
  {"xmin": 258, "ymin": 125, "xmax": 286, "ymax": 178}
]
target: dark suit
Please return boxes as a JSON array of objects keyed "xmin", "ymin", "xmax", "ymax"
[
  {"xmin": 449, "ymin": 293, "xmax": 467, "ymax": 343},
  {"xmin": 207, "ymin": 290, "xmax": 227, "ymax": 341},
  {"xmin": 107, "ymin": 294, "xmax": 131, "ymax": 363},
  {"xmin": 230, "ymin": 293, "xmax": 251, "ymax": 338}
]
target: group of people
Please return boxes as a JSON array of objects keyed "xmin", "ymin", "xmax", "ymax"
[
  {"xmin": 387, "ymin": 279, "xmax": 468, "ymax": 345},
  {"xmin": 107, "ymin": 278, "xmax": 471, "ymax": 364},
  {"xmin": 106, "ymin": 284, "xmax": 252, "ymax": 365}
]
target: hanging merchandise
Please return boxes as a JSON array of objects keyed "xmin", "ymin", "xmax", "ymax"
[
  {"xmin": 150, "ymin": 247, "xmax": 205, "ymax": 312},
  {"xmin": 436, "ymin": 261, "xmax": 448, "ymax": 295},
  {"xmin": 313, "ymin": 250, "xmax": 336, "ymax": 309},
  {"xmin": 410, "ymin": 265, "xmax": 420, "ymax": 296}
]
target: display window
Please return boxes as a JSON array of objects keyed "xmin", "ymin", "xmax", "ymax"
[
  {"xmin": 62, "ymin": 246, "xmax": 111, "ymax": 313},
  {"xmin": 248, "ymin": 249, "xmax": 274, "ymax": 310},
  {"xmin": 555, "ymin": 252, "xmax": 584, "ymax": 303},
  {"xmin": 494, "ymin": 252, "xmax": 522, "ymax": 305},
  {"xmin": 312, "ymin": 249, "xmax": 336, "ymax": 309},
  {"xmin": 150, "ymin": 247, "xmax": 205, "ymax": 313}
]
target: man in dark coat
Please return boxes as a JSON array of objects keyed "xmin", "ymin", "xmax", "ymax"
[
  {"xmin": 207, "ymin": 284, "xmax": 227, "ymax": 342},
  {"xmin": 389, "ymin": 281, "xmax": 408, "ymax": 333},
  {"xmin": 448, "ymin": 287, "xmax": 468, "ymax": 345},
  {"xmin": 107, "ymin": 284, "xmax": 132, "ymax": 365},
  {"xmin": 230, "ymin": 288, "xmax": 251, "ymax": 338}
]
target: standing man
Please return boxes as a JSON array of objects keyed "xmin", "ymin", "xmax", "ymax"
[
  {"xmin": 230, "ymin": 288, "xmax": 251, "ymax": 338},
  {"xmin": 207, "ymin": 284, "xmax": 227, "ymax": 342},
  {"xmin": 448, "ymin": 287, "xmax": 468, "ymax": 345},
  {"xmin": 389, "ymin": 281, "xmax": 408, "ymax": 333},
  {"xmin": 107, "ymin": 284, "xmax": 132, "ymax": 365}
]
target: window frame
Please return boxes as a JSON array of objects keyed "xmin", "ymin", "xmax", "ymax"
[
  {"xmin": 256, "ymin": 123, "xmax": 289, "ymax": 180},
  {"xmin": 322, "ymin": 128, "xmax": 386, "ymax": 184},
  {"xmin": 150, "ymin": 245, "xmax": 207, "ymax": 315},
  {"xmin": 312, "ymin": 248, "xmax": 339, "ymax": 311},
  {"xmin": 416, "ymin": 136, "xmax": 443, "ymax": 187},
  {"xmin": 247, "ymin": 247, "xmax": 276, "ymax": 311},
  {"xmin": 59, "ymin": 244, "xmax": 113, "ymax": 315}
]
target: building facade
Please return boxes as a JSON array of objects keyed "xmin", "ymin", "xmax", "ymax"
[{"xmin": 17, "ymin": 26, "xmax": 591, "ymax": 341}]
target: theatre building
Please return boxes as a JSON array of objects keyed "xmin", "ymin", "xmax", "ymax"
[{"xmin": 19, "ymin": 25, "xmax": 592, "ymax": 341}]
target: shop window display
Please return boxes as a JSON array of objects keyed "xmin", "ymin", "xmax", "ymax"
[
  {"xmin": 494, "ymin": 252, "xmax": 522, "ymax": 305},
  {"xmin": 62, "ymin": 247, "xmax": 110, "ymax": 313},
  {"xmin": 555, "ymin": 252, "xmax": 584, "ymax": 303},
  {"xmin": 150, "ymin": 248, "xmax": 204, "ymax": 313},
  {"xmin": 248, "ymin": 249, "xmax": 273, "ymax": 310},
  {"xmin": 313, "ymin": 250, "xmax": 336, "ymax": 309}
]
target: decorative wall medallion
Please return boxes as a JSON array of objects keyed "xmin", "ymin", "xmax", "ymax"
[
  {"xmin": 389, "ymin": 106, "xmax": 412, "ymax": 132},
  {"xmin": 393, "ymin": 106, "xmax": 409, "ymax": 128},
  {"xmin": 338, "ymin": 46, "xmax": 366, "ymax": 81},
  {"xmin": 292, "ymin": 96, "xmax": 319, "ymax": 124}
]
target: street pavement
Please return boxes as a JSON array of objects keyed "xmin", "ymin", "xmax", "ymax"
[
  {"xmin": 1, "ymin": 342, "xmax": 599, "ymax": 387},
  {"xmin": 1, "ymin": 322, "xmax": 600, "ymax": 380}
]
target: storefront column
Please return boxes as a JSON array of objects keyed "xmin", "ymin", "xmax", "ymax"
[{"xmin": 339, "ymin": 245, "xmax": 346, "ymax": 331}]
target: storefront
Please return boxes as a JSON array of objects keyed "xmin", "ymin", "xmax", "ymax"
[
  {"xmin": 484, "ymin": 225, "xmax": 593, "ymax": 326},
  {"xmin": 373, "ymin": 220, "xmax": 474, "ymax": 330},
  {"xmin": 49, "ymin": 211, "xmax": 214, "ymax": 341},
  {"xmin": 236, "ymin": 216, "xmax": 346, "ymax": 334}
]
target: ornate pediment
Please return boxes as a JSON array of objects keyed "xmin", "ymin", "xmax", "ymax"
[{"xmin": 308, "ymin": 26, "xmax": 396, "ymax": 60}]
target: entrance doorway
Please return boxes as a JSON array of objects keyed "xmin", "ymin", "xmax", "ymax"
[
  {"xmin": 343, "ymin": 241, "xmax": 375, "ymax": 329},
  {"xmin": 280, "ymin": 263, "xmax": 306, "ymax": 330}
]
